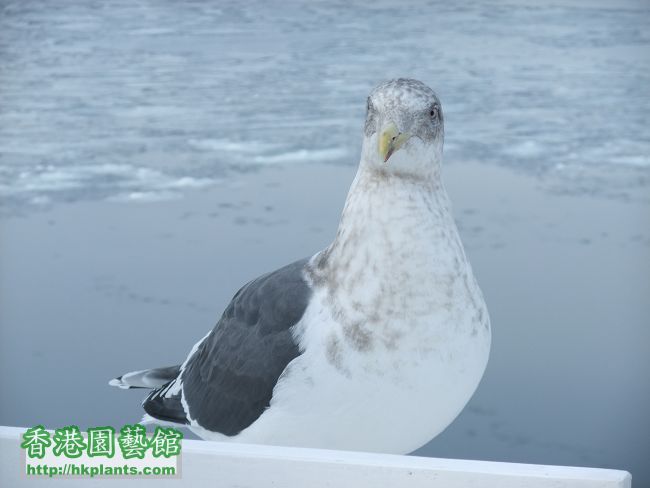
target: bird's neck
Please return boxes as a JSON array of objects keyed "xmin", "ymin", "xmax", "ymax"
[
  {"xmin": 334, "ymin": 164, "xmax": 452, "ymax": 244},
  {"xmin": 304, "ymin": 163, "xmax": 473, "ymax": 344},
  {"xmin": 308, "ymin": 163, "xmax": 464, "ymax": 297}
]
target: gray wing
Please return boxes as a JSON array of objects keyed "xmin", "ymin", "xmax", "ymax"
[{"xmin": 143, "ymin": 258, "xmax": 312, "ymax": 435}]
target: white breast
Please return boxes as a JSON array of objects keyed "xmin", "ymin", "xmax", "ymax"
[{"xmin": 231, "ymin": 169, "xmax": 491, "ymax": 454}]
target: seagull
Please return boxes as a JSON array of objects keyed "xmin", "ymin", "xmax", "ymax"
[{"xmin": 110, "ymin": 78, "xmax": 491, "ymax": 454}]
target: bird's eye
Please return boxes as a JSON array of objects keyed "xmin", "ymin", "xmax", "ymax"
[
  {"xmin": 367, "ymin": 98, "xmax": 373, "ymax": 113},
  {"xmin": 429, "ymin": 106, "xmax": 438, "ymax": 119}
]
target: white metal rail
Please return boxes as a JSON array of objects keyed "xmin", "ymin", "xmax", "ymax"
[{"xmin": 0, "ymin": 426, "xmax": 631, "ymax": 487}]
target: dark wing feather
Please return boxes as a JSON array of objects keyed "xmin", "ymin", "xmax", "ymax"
[{"xmin": 143, "ymin": 258, "xmax": 311, "ymax": 435}]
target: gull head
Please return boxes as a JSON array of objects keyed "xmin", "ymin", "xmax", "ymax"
[{"xmin": 361, "ymin": 78, "xmax": 444, "ymax": 179}]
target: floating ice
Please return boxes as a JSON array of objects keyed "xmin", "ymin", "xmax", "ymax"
[{"xmin": 0, "ymin": 0, "xmax": 648, "ymax": 210}]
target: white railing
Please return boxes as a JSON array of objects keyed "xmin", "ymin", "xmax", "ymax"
[{"xmin": 0, "ymin": 426, "xmax": 631, "ymax": 487}]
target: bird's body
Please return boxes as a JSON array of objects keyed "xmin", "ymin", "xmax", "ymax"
[{"xmin": 111, "ymin": 79, "xmax": 491, "ymax": 454}]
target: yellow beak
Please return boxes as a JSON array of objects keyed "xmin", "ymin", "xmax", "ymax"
[{"xmin": 378, "ymin": 122, "xmax": 410, "ymax": 162}]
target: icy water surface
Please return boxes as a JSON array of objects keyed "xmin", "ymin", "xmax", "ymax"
[
  {"xmin": 1, "ymin": 161, "xmax": 648, "ymax": 481},
  {"xmin": 1, "ymin": 0, "xmax": 649, "ymax": 212}
]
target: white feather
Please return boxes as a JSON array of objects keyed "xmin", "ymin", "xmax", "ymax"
[{"xmin": 189, "ymin": 126, "xmax": 491, "ymax": 454}]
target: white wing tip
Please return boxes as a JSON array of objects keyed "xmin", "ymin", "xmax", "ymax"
[
  {"xmin": 108, "ymin": 377, "xmax": 131, "ymax": 389},
  {"xmin": 141, "ymin": 414, "xmax": 186, "ymax": 428},
  {"xmin": 141, "ymin": 414, "xmax": 157, "ymax": 425}
]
